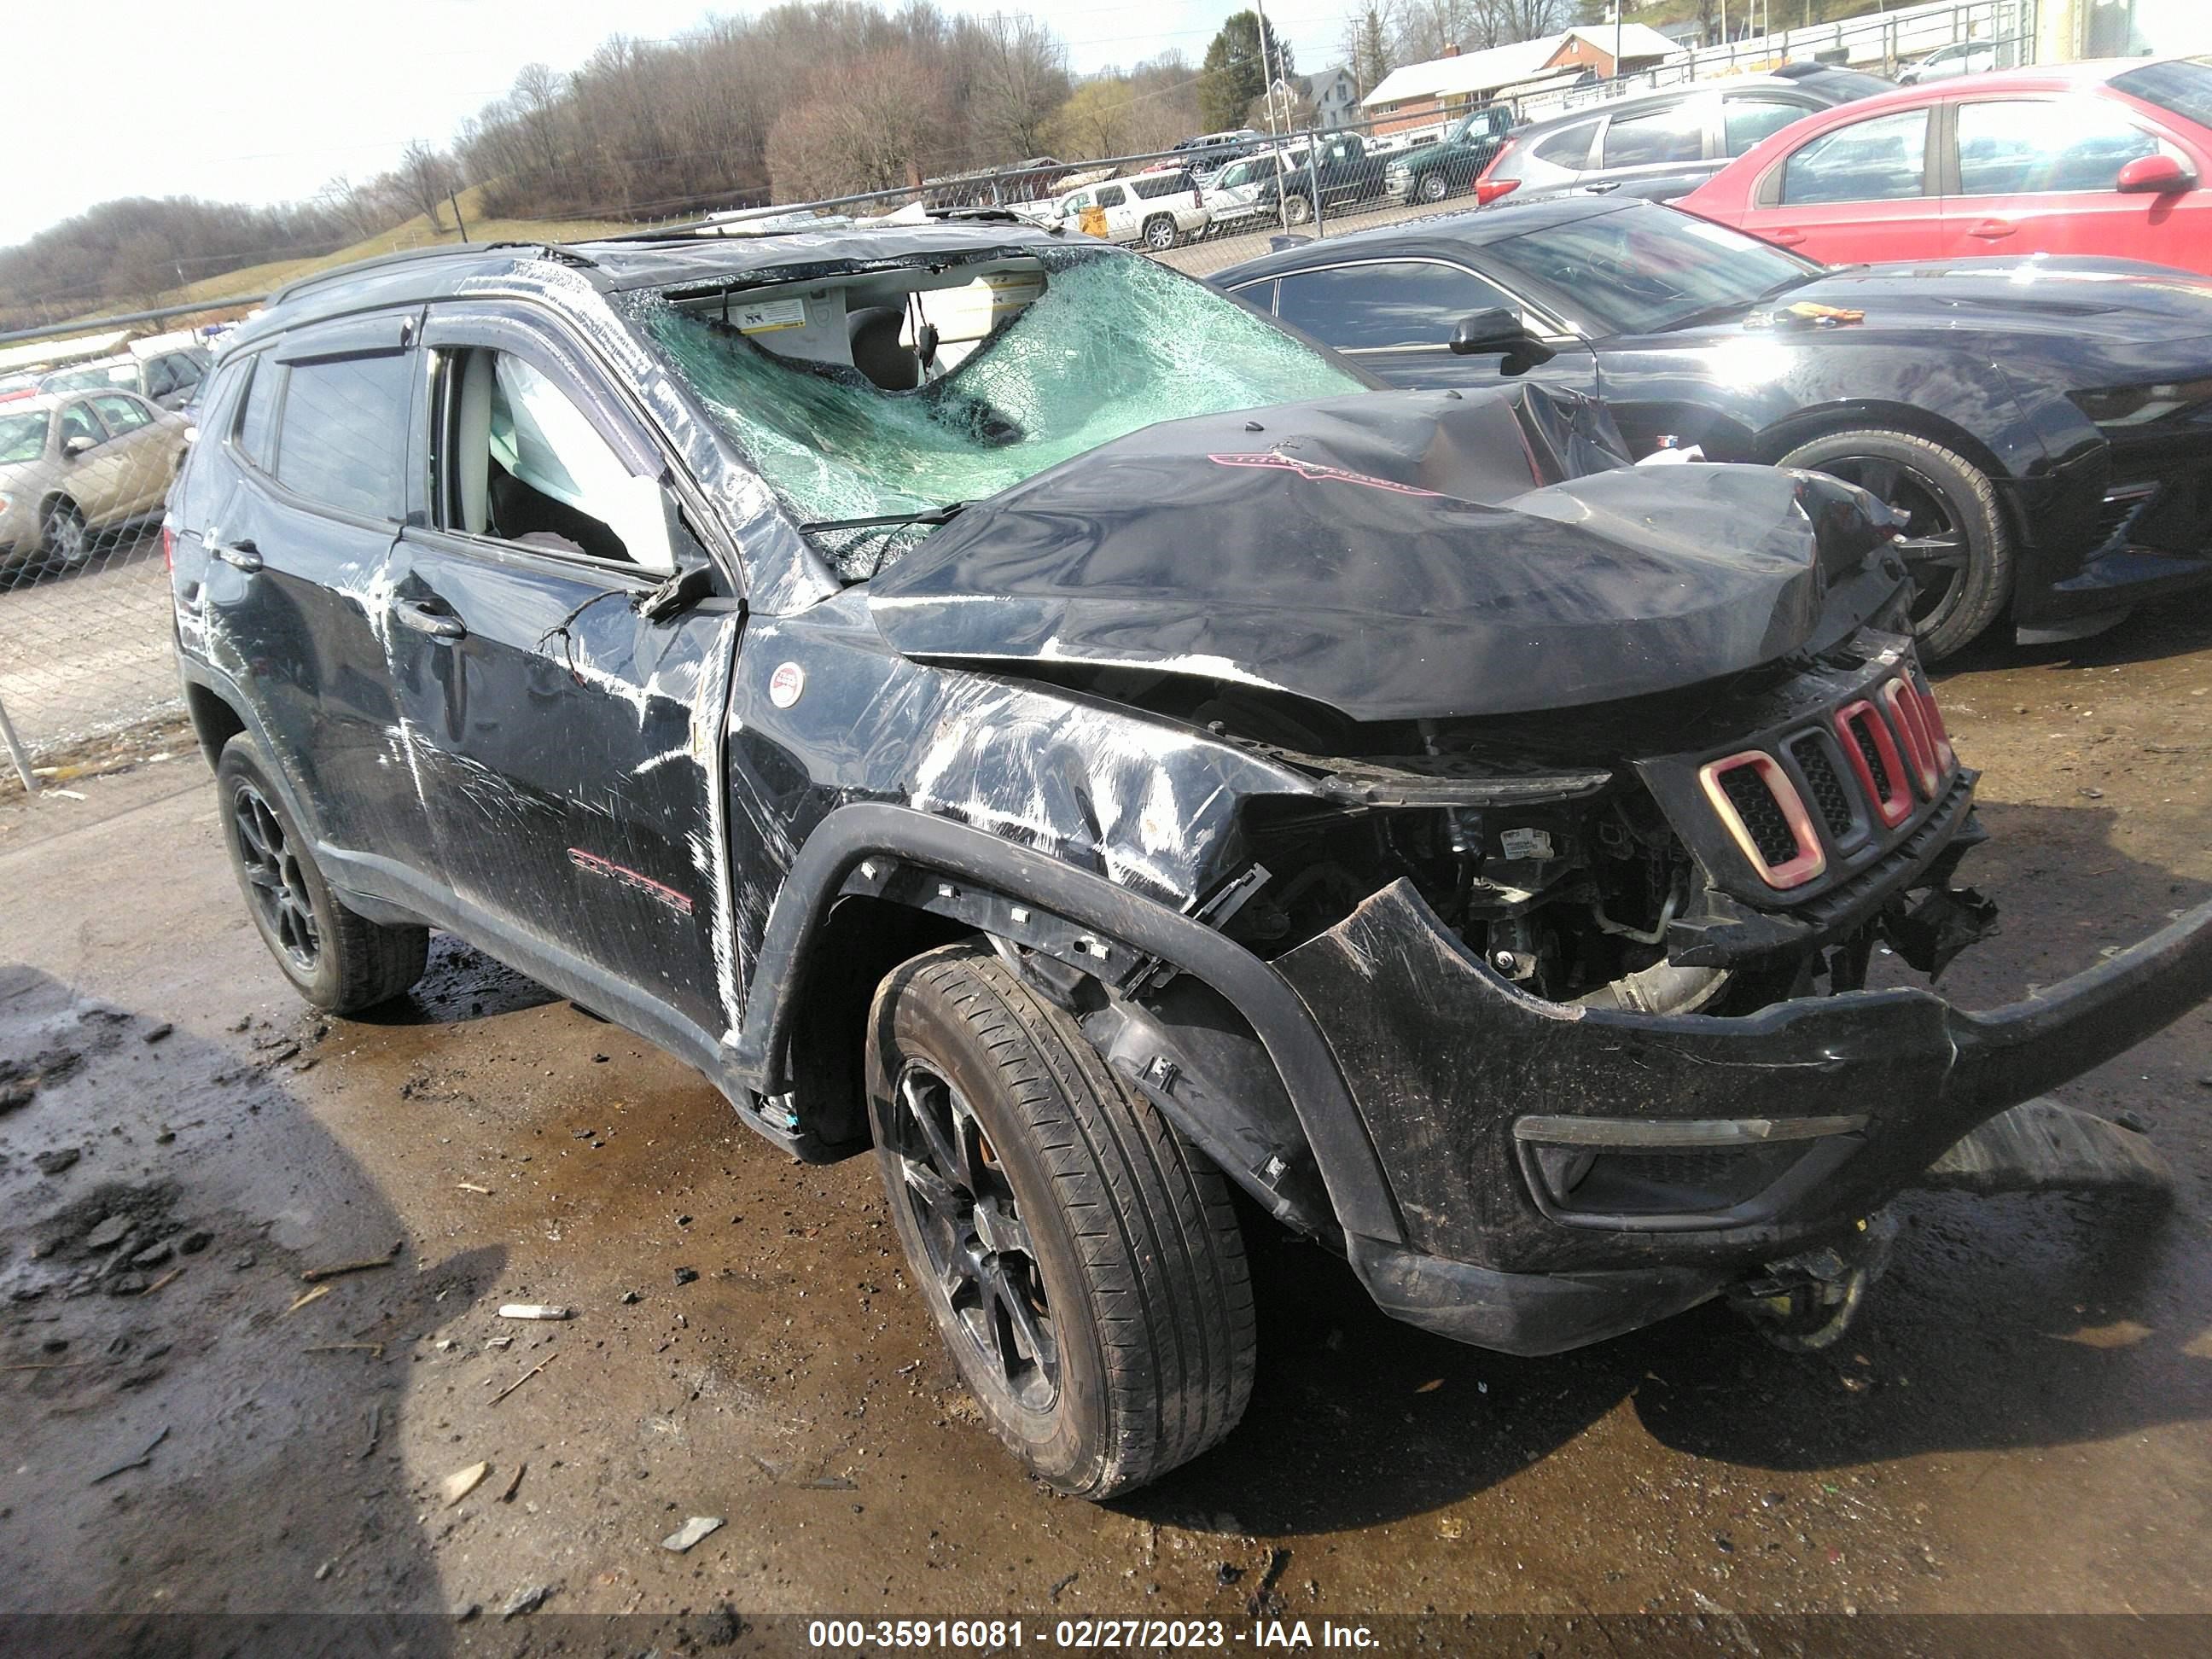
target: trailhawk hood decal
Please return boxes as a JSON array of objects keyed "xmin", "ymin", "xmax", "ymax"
[{"xmin": 868, "ymin": 386, "xmax": 1899, "ymax": 723}]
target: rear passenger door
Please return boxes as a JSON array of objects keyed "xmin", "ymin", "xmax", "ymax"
[
  {"xmin": 85, "ymin": 393, "xmax": 172, "ymax": 516},
  {"xmin": 197, "ymin": 315, "xmax": 442, "ymax": 886},
  {"xmin": 386, "ymin": 306, "xmax": 738, "ymax": 1044},
  {"xmin": 1738, "ymin": 105, "xmax": 1945, "ymax": 263},
  {"xmin": 1590, "ymin": 94, "xmax": 1714, "ymax": 189}
]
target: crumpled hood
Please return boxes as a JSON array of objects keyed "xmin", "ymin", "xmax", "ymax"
[{"xmin": 869, "ymin": 386, "xmax": 1899, "ymax": 723}]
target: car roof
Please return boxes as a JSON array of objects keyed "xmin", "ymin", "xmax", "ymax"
[
  {"xmin": 1705, "ymin": 55, "xmax": 2203, "ymax": 161},
  {"xmin": 1510, "ymin": 74, "xmax": 1829, "ymax": 137},
  {"xmin": 229, "ymin": 220, "xmax": 1073, "ymax": 352},
  {"xmin": 1209, "ymin": 194, "xmax": 1646, "ymax": 286},
  {"xmin": 3, "ymin": 394, "xmax": 63, "ymax": 416},
  {"xmin": 44, "ymin": 355, "xmax": 132, "ymax": 375}
]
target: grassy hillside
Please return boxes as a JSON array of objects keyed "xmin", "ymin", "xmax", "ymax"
[{"xmin": 54, "ymin": 184, "xmax": 676, "ymax": 332}]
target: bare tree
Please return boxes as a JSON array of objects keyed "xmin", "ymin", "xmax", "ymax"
[
  {"xmin": 766, "ymin": 49, "xmax": 952, "ymax": 200},
  {"xmin": 967, "ymin": 13, "xmax": 1071, "ymax": 158},
  {"xmin": 395, "ymin": 141, "xmax": 460, "ymax": 231}
]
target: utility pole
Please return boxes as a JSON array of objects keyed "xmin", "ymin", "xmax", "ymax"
[{"xmin": 1254, "ymin": 0, "xmax": 1281, "ymax": 139}]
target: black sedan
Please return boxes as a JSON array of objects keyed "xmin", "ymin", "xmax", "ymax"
[{"xmin": 1213, "ymin": 196, "xmax": 2212, "ymax": 660}]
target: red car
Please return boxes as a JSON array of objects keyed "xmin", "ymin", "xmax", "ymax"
[{"xmin": 1678, "ymin": 56, "xmax": 2212, "ymax": 273}]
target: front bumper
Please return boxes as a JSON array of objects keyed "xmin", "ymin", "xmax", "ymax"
[
  {"xmin": 2008, "ymin": 431, "xmax": 2212, "ymax": 631},
  {"xmin": 1276, "ymin": 879, "xmax": 2212, "ymax": 1352}
]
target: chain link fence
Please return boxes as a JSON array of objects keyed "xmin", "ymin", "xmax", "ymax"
[
  {"xmin": 0, "ymin": 0, "xmax": 2040, "ymax": 790},
  {"xmin": 0, "ymin": 320, "xmax": 237, "ymax": 789}
]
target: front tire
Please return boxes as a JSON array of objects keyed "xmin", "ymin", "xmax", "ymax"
[
  {"xmin": 1417, "ymin": 172, "xmax": 1450, "ymax": 202},
  {"xmin": 41, "ymin": 500, "xmax": 88, "ymax": 569},
  {"xmin": 1775, "ymin": 427, "xmax": 2011, "ymax": 661},
  {"xmin": 866, "ymin": 943, "xmax": 1255, "ymax": 1498},
  {"xmin": 215, "ymin": 734, "xmax": 428, "ymax": 1012}
]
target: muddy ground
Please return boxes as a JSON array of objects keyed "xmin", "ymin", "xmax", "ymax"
[{"xmin": 3, "ymin": 608, "xmax": 2209, "ymax": 1652}]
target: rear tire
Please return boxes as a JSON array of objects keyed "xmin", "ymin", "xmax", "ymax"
[
  {"xmin": 1775, "ymin": 427, "xmax": 2011, "ymax": 661},
  {"xmin": 1142, "ymin": 214, "xmax": 1178, "ymax": 252},
  {"xmin": 866, "ymin": 942, "xmax": 1255, "ymax": 1498},
  {"xmin": 215, "ymin": 733, "xmax": 428, "ymax": 1013}
]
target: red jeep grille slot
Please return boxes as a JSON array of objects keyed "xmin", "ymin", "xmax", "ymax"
[
  {"xmin": 1837, "ymin": 701, "xmax": 1912, "ymax": 829},
  {"xmin": 1698, "ymin": 751, "xmax": 1826, "ymax": 889},
  {"xmin": 1898, "ymin": 670, "xmax": 1957, "ymax": 773},
  {"xmin": 1880, "ymin": 678, "xmax": 1943, "ymax": 798},
  {"xmin": 1788, "ymin": 734, "xmax": 1856, "ymax": 841}
]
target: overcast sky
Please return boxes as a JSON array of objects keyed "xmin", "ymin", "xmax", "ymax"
[{"xmin": 3, "ymin": 0, "xmax": 1348, "ymax": 246}]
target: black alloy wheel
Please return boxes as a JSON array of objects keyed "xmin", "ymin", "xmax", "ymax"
[
  {"xmin": 887, "ymin": 1058, "xmax": 1059, "ymax": 1412},
  {"xmin": 213, "ymin": 733, "xmax": 428, "ymax": 1011},
  {"xmin": 232, "ymin": 778, "xmax": 320, "ymax": 973},
  {"xmin": 1776, "ymin": 427, "xmax": 2011, "ymax": 661}
]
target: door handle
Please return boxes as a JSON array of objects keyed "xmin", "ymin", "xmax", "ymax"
[
  {"xmin": 393, "ymin": 598, "xmax": 466, "ymax": 641},
  {"xmin": 213, "ymin": 538, "xmax": 261, "ymax": 571},
  {"xmin": 1968, "ymin": 219, "xmax": 2017, "ymax": 239},
  {"xmin": 1767, "ymin": 228, "xmax": 1807, "ymax": 247}
]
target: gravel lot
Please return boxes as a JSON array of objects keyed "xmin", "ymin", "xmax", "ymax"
[{"xmin": 2, "ymin": 602, "xmax": 2209, "ymax": 1652}]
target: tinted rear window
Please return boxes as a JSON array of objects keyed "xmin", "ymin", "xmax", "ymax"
[
  {"xmin": 1532, "ymin": 122, "xmax": 1598, "ymax": 168},
  {"xmin": 2111, "ymin": 58, "xmax": 2212, "ymax": 130},
  {"xmin": 275, "ymin": 352, "xmax": 412, "ymax": 520}
]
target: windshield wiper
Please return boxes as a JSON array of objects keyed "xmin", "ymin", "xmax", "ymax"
[
  {"xmin": 1660, "ymin": 272, "xmax": 1823, "ymax": 332},
  {"xmin": 800, "ymin": 502, "xmax": 969, "ymax": 533}
]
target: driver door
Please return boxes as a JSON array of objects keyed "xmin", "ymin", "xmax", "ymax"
[
  {"xmin": 385, "ymin": 306, "xmax": 741, "ymax": 1046},
  {"xmin": 1254, "ymin": 258, "xmax": 1600, "ymax": 399}
]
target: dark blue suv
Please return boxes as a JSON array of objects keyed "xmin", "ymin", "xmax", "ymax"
[{"xmin": 166, "ymin": 221, "xmax": 2212, "ymax": 1496}]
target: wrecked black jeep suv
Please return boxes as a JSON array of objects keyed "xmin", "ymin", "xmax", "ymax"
[{"xmin": 167, "ymin": 223, "xmax": 2212, "ymax": 1498}]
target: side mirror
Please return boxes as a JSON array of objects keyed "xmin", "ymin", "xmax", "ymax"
[
  {"xmin": 62, "ymin": 434, "xmax": 96, "ymax": 459},
  {"xmin": 2117, "ymin": 154, "xmax": 2195, "ymax": 195},
  {"xmin": 1448, "ymin": 308, "xmax": 1557, "ymax": 370}
]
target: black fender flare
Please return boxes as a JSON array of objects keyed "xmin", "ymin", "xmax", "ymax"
[
  {"xmin": 178, "ymin": 659, "xmax": 331, "ymax": 853},
  {"xmin": 727, "ymin": 802, "xmax": 1406, "ymax": 1244}
]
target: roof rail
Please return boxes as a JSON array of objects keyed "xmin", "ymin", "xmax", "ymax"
[{"xmin": 265, "ymin": 240, "xmax": 577, "ymax": 308}]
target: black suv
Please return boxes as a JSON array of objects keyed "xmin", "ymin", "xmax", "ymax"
[{"xmin": 166, "ymin": 223, "xmax": 2212, "ymax": 1498}]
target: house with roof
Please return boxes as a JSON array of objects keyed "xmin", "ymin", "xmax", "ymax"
[{"xmin": 1359, "ymin": 23, "xmax": 1683, "ymax": 134}]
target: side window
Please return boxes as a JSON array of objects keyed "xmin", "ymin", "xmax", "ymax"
[
  {"xmin": 144, "ymin": 357, "xmax": 182, "ymax": 399},
  {"xmin": 1276, "ymin": 261, "xmax": 1522, "ymax": 352},
  {"xmin": 58, "ymin": 402, "xmax": 106, "ymax": 449},
  {"xmin": 1534, "ymin": 121, "xmax": 1598, "ymax": 167},
  {"xmin": 275, "ymin": 352, "xmax": 412, "ymax": 519},
  {"xmin": 176, "ymin": 357, "xmax": 253, "ymax": 527},
  {"xmin": 90, "ymin": 393, "xmax": 152, "ymax": 434},
  {"xmin": 1601, "ymin": 101, "xmax": 1706, "ymax": 168},
  {"xmin": 1094, "ymin": 184, "xmax": 1126, "ymax": 208},
  {"xmin": 234, "ymin": 355, "xmax": 280, "ymax": 471},
  {"xmin": 1724, "ymin": 96, "xmax": 1811, "ymax": 157},
  {"xmin": 1780, "ymin": 108, "xmax": 1931, "ymax": 204},
  {"xmin": 1955, "ymin": 98, "xmax": 2162, "ymax": 195},
  {"xmin": 438, "ymin": 348, "xmax": 667, "ymax": 572}
]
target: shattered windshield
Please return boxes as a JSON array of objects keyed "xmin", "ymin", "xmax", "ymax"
[{"xmin": 626, "ymin": 246, "xmax": 1365, "ymax": 579}]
